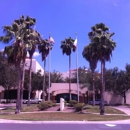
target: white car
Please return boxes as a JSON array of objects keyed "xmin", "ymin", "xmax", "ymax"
[
  {"xmin": 23, "ymin": 98, "xmax": 42, "ymax": 104},
  {"xmin": 88, "ymin": 99, "xmax": 108, "ymax": 105}
]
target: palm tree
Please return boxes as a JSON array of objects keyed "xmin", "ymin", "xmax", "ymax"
[
  {"xmin": 82, "ymin": 44, "xmax": 98, "ymax": 106},
  {"xmin": 27, "ymin": 44, "xmax": 36, "ymax": 106},
  {"xmin": 0, "ymin": 15, "xmax": 39, "ymax": 113},
  {"xmin": 60, "ymin": 37, "xmax": 76, "ymax": 101},
  {"xmin": 87, "ymin": 23, "xmax": 116, "ymax": 115},
  {"xmin": 0, "ymin": 16, "xmax": 27, "ymax": 113},
  {"xmin": 3, "ymin": 43, "xmax": 26, "ymax": 114},
  {"xmin": 24, "ymin": 20, "xmax": 41, "ymax": 106},
  {"xmin": 38, "ymin": 39, "xmax": 53, "ymax": 101}
]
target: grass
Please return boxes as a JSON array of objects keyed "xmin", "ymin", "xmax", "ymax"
[
  {"xmin": 0, "ymin": 112, "xmax": 130, "ymax": 121},
  {"xmin": 84, "ymin": 105, "xmax": 125, "ymax": 114},
  {"xmin": 1, "ymin": 104, "xmax": 38, "ymax": 113},
  {"xmin": 1, "ymin": 104, "xmax": 125, "ymax": 114},
  {"xmin": 0, "ymin": 104, "xmax": 129, "ymax": 121}
]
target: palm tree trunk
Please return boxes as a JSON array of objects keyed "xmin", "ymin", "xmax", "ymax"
[
  {"xmin": 69, "ymin": 55, "xmax": 71, "ymax": 101},
  {"xmin": 6, "ymin": 87, "xmax": 9, "ymax": 103},
  {"xmin": 92, "ymin": 71, "xmax": 95, "ymax": 106},
  {"xmin": 15, "ymin": 67, "xmax": 21, "ymax": 114},
  {"xmin": 100, "ymin": 59, "xmax": 105, "ymax": 115},
  {"xmin": 42, "ymin": 59, "xmax": 46, "ymax": 102},
  {"xmin": 28, "ymin": 57, "xmax": 33, "ymax": 106},
  {"xmin": 20, "ymin": 62, "xmax": 25, "ymax": 110},
  {"xmin": 124, "ymin": 92, "xmax": 126, "ymax": 104}
]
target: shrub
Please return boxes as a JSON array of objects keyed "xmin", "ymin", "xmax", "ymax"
[
  {"xmin": 124, "ymin": 103, "xmax": 130, "ymax": 106},
  {"xmin": 52, "ymin": 100, "xmax": 57, "ymax": 104},
  {"xmin": 46, "ymin": 100, "xmax": 55, "ymax": 107},
  {"xmin": 69, "ymin": 100, "xmax": 78, "ymax": 107},
  {"xmin": 74, "ymin": 103, "xmax": 85, "ymax": 112},
  {"xmin": 114, "ymin": 103, "xmax": 122, "ymax": 106},
  {"xmin": 37, "ymin": 102, "xmax": 49, "ymax": 110},
  {"xmin": 64, "ymin": 100, "xmax": 67, "ymax": 106},
  {"xmin": 37, "ymin": 100, "xmax": 56, "ymax": 110}
]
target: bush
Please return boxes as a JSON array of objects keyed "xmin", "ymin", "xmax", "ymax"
[
  {"xmin": 114, "ymin": 103, "xmax": 122, "ymax": 106},
  {"xmin": 46, "ymin": 100, "xmax": 55, "ymax": 107},
  {"xmin": 69, "ymin": 100, "xmax": 78, "ymax": 107},
  {"xmin": 74, "ymin": 103, "xmax": 85, "ymax": 112},
  {"xmin": 37, "ymin": 100, "xmax": 56, "ymax": 110},
  {"xmin": 37, "ymin": 102, "xmax": 49, "ymax": 110},
  {"xmin": 64, "ymin": 100, "xmax": 67, "ymax": 106},
  {"xmin": 124, "ymin": 103, "xmax": 130, "ymax": 106},
  {"xmin": 52, "ymin": 100, "xmax": 57, "ymax": 104}
]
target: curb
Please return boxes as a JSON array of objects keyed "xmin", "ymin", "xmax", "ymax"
[{"xmin": 0, "ymin": 119, "xmax": 130, "ymax": 124}]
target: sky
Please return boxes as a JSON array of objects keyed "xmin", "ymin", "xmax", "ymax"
[{"xmin": 0, "ymin": 0, "xmax": 130, "ymax": 73}]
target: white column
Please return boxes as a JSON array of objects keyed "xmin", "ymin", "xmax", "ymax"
[{"xmin": 60, "ymin": 98, "xmax": 65, "ymax": 111}]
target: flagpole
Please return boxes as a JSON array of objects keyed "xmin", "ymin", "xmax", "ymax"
[
  {"xmin": 48, "ymin": 33, "xmax": 51, "ymax": 101},
  {"xmin": 75, "ymin": 32, "xmax": 79, "ymax": 102},
  {"xmin": 48, "ymin": 49, "xmax": 50, "ymax": 100}
]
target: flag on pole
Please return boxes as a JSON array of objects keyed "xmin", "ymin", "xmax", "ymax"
[
  {"xmin": 49, "ymin": 36, "xmax": 55, "ymax": 43},
  {"xmin": 74, "ymin": 38, "xmax": 77, "ymax": 48}
]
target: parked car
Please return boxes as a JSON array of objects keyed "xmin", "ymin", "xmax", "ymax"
[
  {"xmin": 23, "ymin": 98, "xmax": 42, "ymax": 104},
  {"xmin": 88, "ymin": 99, "xmax": 108, "ymax": 105}
]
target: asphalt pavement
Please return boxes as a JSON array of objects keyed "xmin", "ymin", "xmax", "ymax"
[{"xmin": 0, "ymin": 123, "xmax": 130, "ymax": 130}]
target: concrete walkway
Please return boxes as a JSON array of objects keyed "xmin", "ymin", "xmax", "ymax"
[{"xmin": 112, "ymin": 106, "xmax": 130, "ymax": 115}]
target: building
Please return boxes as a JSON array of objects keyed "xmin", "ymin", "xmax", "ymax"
[
  {"xmin": 34, "ymin": 83, "xmax": 88, "ymax": 103},
  {"xmin": 1, "ymin": 58, "xmax": 130, "ymax": 104},
  {"xmin": 0, "ymin": 58, "xmax": 44, "ymax": 102},
  {"xmin": 25, "ymin": 58, "xmax": 44, "ymax": 75}
]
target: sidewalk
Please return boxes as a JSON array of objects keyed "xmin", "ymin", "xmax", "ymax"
[{"xmin": 112, "ymin": 106, "xmax": 130, "ymax": 115}]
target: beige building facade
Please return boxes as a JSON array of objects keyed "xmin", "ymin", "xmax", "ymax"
[{"xmin": 1, "ymin": 58, "xmax": 130, "ymax": 104}]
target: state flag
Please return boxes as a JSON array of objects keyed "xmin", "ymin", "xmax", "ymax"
[
  {"xmin": 74, "ymin": 38, "xmax": 77, "ymax": 47},
  {"xmin": 49, "ymin": 36, "xmax": 54, "ymax": 43}
]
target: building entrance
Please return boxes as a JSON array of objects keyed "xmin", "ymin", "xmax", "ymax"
[{"xmin": 55, "ymin": 93, "xmax": 77, "ymax": 103}]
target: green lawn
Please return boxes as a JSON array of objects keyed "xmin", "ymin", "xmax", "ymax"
[
  {"xmin": 1, "ymin": 104, "xmax": 125, "ymax": 114},
  {"xmin": 84, "ymin": 105, "xmax": 125, "ymax": 114},
  {"xmin": 0, "ymin": 104, "xmax": 129, "ymax": 121},
  {"xmin": 1, "ymin": 104, "xmax": 38, "ymax": 112},
  {"xmin": 0, "ymin": 112, "xmax": 130, "ymax": 121}
]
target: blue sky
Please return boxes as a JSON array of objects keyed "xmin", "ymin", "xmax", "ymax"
[{"xmin": 0, "ymin": 0, "xmax": 130, "ymax": 72}]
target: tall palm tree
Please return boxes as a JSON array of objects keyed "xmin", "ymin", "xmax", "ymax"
[
  {"xmin": 0, "ymin": 16, "xmax": 27, "ymax": 113},
  {"xmin": 0, "ymin": 15, "xmax": 39, "ymax": 113},
  {"xmin": 3, "ymin": 43, "xmax": 26, "ymax": 114},
  {"xmin": 27, "ymin": 44, "xmax": 36, "ymax": 106},
  {"xmin": 38, "ymin": 39, "xmax": 53, "ymax": 101},
  {"xmin": 60, "ymin": 37, "xmax": 76, "ymax": 101},
  {"xmin": 87, "ymin": 23, "xmax": 116, "ymax": 115},
  {"xmin": 82, "ymin": 44, "xmax": 98, "ymax": 106},
  {"xmin": 24, "ymin": 21, "xmax": 41, "ymax": 106}
]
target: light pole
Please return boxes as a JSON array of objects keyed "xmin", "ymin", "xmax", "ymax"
[
  {"xmin": 48, "ymin": 33, "xmax": 54, "ymax": 101},
  {"xmin": 48, "ymin": 33, "xmax": 51, "ymax": 101},
  {"xmin": 75, "ymin": 32, "xmax": 79, "ymax": 102}
]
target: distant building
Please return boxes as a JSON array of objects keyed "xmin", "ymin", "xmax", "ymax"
[
  {"xmin": 49, "ymin": 83, "xmax": 88, "ymax": 103},
  {"xmin": 0, "ymin": 58, "xmax": 44, "ymax": 102},
  {"xmin": 1, "ymin": 59, "xmax": 130, "ymax": 104},
  {"xmin": 25, "ymin": 58, "xmax": 44, "ymax": 75}
]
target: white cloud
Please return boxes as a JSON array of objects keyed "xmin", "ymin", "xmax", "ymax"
[
  {"xmin": 33, "ymin": 52, "xmax": 40, "ymax": 57},
  {"xmin": 113, "ymin": 3, "xmax": 118, "ymax": 6}
]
